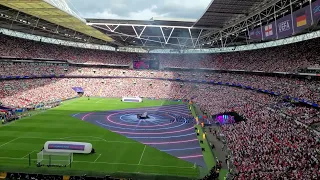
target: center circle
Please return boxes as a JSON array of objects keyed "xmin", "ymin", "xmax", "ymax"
[{"xmin": 119, "ymin": 113, "xmax": 172, "ymax": 125}]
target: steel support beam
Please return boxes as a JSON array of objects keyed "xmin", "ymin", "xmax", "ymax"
[
  {"xmin": 10, "ymin": 11, "xmax": 19, "ymax": 29},
  {"xmin": 87, "ymin": 22, "xmax": 216, "ymax": 30},
  {"xmin": 93, "ymin": 24, "xmax": 194, "ymax": 48},
  {"xmin": 194, "ymin": 29, "xmax": 203, "ymax": 47},
  {"xmin": 200, "ymin": 0, "xmax": 301, "ymax": 46},
  {"xmin": 188, "ymin": 28, "xmax": 195, "ymax": 48},
  {"xmin": 106, "ymin": 25, "xmax": 119, "ymax": 32},
  {"xmin": 132, "ymin": 25, "xmax": 146, "ymax": 38},
  {"xmin": 107, "ymin": 34, "xmax": 193, "ymax": 39}
]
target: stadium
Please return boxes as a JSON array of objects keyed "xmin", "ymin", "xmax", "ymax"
[{"xmin": 0, "ymin": 0, "xmax": 319, "ymax": 180}]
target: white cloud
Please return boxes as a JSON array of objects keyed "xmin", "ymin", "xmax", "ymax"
[
  {"xmin": 82, "ymin": 9, "xmax": 122, "ymax": 19},
  {"xmin": 128, "ymin": 5, "xmax": 169, "ymax": 20},
  {"xmin": 82, "ymin": 6, "xmax": 168, "ymax": 20},
  {"xmin": 163, "ymin": 0, "xmax": 211, "ymax": 10},
  {"xmin": 67, "ymin": 0, "xmax": 211, "ymax": 20}
]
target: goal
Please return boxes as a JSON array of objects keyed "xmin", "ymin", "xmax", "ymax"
[{"xmin": 36, "ymin": 150, "xmax": 73, "ymax": 167}]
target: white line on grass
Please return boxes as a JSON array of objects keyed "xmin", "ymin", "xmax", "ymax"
[
  {"xmin": 60, "ymin": 98, "xmax": 80, "ymax": 106},
  {"xmin": 0, "ymin": 98, "xmax": 79, "ymax": 128},
  {"xmin": 0, "ymin": 98, "xmax": 80, "ymax": 129},
  {"xmin": 23, "ymin": 136, "xmax": 138, "ymax": 144},
  {"xmin": 72, "ymin": 113, "xmax": 80, "ymax": 117},
  {"xmin": 0, "ymin": 137, "xmax": 19, "ymax": 148},
  {"xmin": 93, "ymin": 154, "xmax": 101, "ymax": 162},
  {"xmin": 59, "ymin": 136, "xmax": 108, "ymax": 141},
  {"xmin": 0, "ymin": 156, "xmax": 194, "ymax": 169},
  {"xmin": 138, "ymin": 145, "xmax": 146, "ymax": 165},
  {"xmin": 0, "ymin": 110, "xmax": 46, "ymax": 128},
  {"xmin": 21, "ymin": 150, "xmax": 35, "ymax": 159},
  {"xmin": 95, "ymin": 99, "xmax": 104, "ymax": 103}
]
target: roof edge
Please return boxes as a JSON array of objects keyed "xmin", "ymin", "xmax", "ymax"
[{"xmin": 192, "ymin": 0, "xmax": 215, "ymax": 27}]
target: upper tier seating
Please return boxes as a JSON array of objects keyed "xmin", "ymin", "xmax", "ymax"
[{"xmin": 1, "ymin": 34, "xmax": 319, "ymax": 72}]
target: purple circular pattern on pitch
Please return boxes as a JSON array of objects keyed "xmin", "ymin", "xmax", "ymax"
[{"xmin": 73, "ymin": 104, "xmax": 206, "ymax": 167}]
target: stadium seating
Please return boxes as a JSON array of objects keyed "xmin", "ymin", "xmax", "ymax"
[
  {"xmin": 1, "ymin": 34, "xmax": 320, "ymax": 71},
  {"xmin": 0, "ymin": 33, "xmax": 319, "ymax": 180},
  {"xmin": 1, "ymin": 64, "xmax": 319, "ymax": 104}
]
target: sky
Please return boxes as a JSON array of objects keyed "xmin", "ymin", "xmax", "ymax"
[{"xmin": 66, "ymin": 0, "xmax": 212, "ymax": 20}]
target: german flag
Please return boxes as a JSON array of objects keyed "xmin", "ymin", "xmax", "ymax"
[{"xmin": 296, "ymin": 12, "xmax": 307, "ymax": 27}]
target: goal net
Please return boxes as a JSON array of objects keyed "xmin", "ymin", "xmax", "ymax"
[{"xmin": 37, "ymin": 150, "xmax": 73, "ymax": 167}]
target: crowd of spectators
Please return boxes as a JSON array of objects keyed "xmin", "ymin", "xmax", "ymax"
[
  {"xmin": 0, "ymin": 78, "xmax": 75, "ymax": 107},
  {"xmin": 1, "ymin": 62, "xmax": 319, "ymax": 106},
  {"xmin": 219, "ymin": 109, "xmax": 319, "ymax": 179},
  {"xmin": 1, "ymin": 34, "xmax": 319, "ymax": 72},
  {"xmin": 184, "ymin": 86, "xmax": 319, "ymax": 179},
  {"xmin": 1, "ymin": 75, "xmax": 319, "ymax": 179},
  {"xmin": 278, "ymin": 105, "xmax": 320, "ymax": 125},
  {"xmin": 0, "ymin": 33, "xmax": 319, "ymax": 180},
  {"xmin": 0, "ymin": 35, "xmax": 132, "ymax": 65}
]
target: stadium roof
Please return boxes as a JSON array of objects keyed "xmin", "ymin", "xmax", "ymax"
[
  {"xmin": 194, "ymin": 0, "xmax": 270, "ymax": 28},
  {"xmin": 0, "ymin": 0, "xmax": 317, "ymax": 51},
  {"xmin": 0, "ymin": 0, "xmax": 116, "ymax": 45},
  {"xmin": 87, "ymin": 18, "xmax": 218, "ymax": 49},
  {"xmin": 87, "ymin": 0, "xmax": 295, "ymax": 49},
  {"xmin": 87, "ymin": 18, "xmax": 197, "ymax": 27}
]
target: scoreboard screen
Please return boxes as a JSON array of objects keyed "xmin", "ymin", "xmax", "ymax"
[{"xmin": 133, "ymin": 60, "xmax": 159, "ymax": 70}]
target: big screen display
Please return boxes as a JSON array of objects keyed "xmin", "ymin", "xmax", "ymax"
[{"xmin": 133, "ymin": 60, "xmax": 159, "ymax": 70}]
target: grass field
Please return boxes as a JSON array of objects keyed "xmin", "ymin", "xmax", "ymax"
[{"xmin": 0, "ymin": 97, "xmax": 201, "ymax": 179}]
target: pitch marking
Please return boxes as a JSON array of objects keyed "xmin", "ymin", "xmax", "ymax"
[
  {"xmin": 0, "ymin": 137, "xmax": 19, "ymax": 148},
  {"xmin": 95, "ymin": 99, "xmax": 104, "ymax": 103},
  {"xmin": 0, "ymin": 98, "xmax": 80, "ymax": 128},
  {"xmin": 21, "ymin": 136, "xmax": 139, "ymax": 144},
  {"xmin": 93, "ymin": 154, "xmax": 102, "ymax": 162},
  {"xmin": 21, "ymin": 150, "xmax": 35, "ymax": 159},
  {"xmin": 58, "ymin": 136, "xmax": 138, "ymax": 144},
  {"xmin": 138, "ymin": 145, "xmax": 146, "ymax": 165}
]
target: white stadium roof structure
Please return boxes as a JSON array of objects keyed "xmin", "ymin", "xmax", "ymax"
[
  {"xmin": 0, "ymin": 0, "xmax": 118, "ymax": 47},
  {"xmin": 0, "ymin": 0, "xmax": 319, "ymax": 52}
]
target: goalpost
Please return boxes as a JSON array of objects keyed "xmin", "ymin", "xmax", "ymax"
[{"xmin": 36, "ymin": 150, "xmax": 73, "ymax": 167}]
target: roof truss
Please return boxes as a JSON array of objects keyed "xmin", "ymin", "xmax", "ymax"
[
  {"xmin": 89, "ymin": 23, "xmax": 212, "ymax": 49},
  {"xmin": 198, "ymin": 0, "xmax": 304, "ymax": 48}
]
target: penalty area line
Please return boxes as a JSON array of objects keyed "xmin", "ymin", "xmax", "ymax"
[
  {"xmin": 22, "ymin": 136, "xmax": 138, "ymax": 144},
  {"xmin": 0, "ymin": 137, "xmax": 19, "ymax": 148},
  {"xmin": 93, "ymin": 154, "xmax": 102, "ymax": 163},
  {"xmin": 138, "ymin": 145, "xmax": 146, "ymax": 165},
  {"xmin": 21, "ymin": 150, "xmax": 35, "ymax": 159},
  {"xmin": 95, "ymin": 99, "xmax": 104, "ymax": 103}
]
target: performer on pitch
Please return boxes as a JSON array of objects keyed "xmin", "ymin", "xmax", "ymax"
[{"xmin": 137, "ymin": 112, "xmax": 149, "ymax": 119}]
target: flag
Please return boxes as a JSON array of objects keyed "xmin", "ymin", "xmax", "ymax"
[
  {"xmin": 264, "ymin": 24, "xmax": 273, "ymax": 37},
  {"xmin": 296, "ymin": 13, "xmax": 307, "ymax": 27}
]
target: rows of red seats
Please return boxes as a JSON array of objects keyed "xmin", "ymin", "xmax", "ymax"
[
  {"xmin": 1, "ymin": 64, "xmax": 319, "ymax": 126},
  {"xmin": 1, "ymin": 34, "xmax": 319, "ymax": 72},
  {"xmin": 1, "ymin": 64, "xmax": 319, "ymax": 103},
  {"xmin": 0, "ymin": 34, "xmax": 319, "ymax": 180},
  {"xmin": 191, "ymin": 86, "xmax": 319, "ymax": 180}
]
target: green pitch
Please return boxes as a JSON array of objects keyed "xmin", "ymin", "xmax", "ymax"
[{"xmin": 0, "ymin": 98, "xmax": 200, "ymax": 179}]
